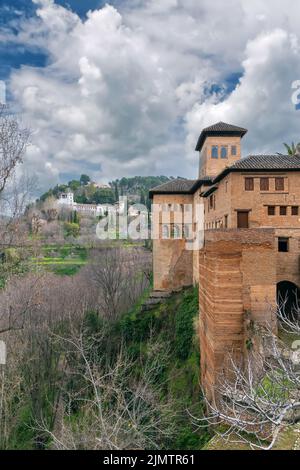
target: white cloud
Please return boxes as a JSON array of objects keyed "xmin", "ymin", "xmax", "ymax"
[
  {"xmin": 3, "ymin": 0, "xmax": 300, "ymax": 189},
  {"xmin": 185, "ymin": 28, "xmax": 300, "ymax": 157}
]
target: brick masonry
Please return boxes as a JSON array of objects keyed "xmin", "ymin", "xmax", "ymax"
[{"xmin": 151, "ymin": 123, "xmax": 300, "ymax": 398}]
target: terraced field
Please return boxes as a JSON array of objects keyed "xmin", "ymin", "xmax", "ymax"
[{"xmin": 33, "ymin": 244, "xmax": 88, "ymax": 275}]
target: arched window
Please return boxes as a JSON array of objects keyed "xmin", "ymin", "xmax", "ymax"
[
  {"xmin": 173, "ymin": 224, "xmax": 181, "ymax": 239},
  {"xmin": 183, "ymin": 224, "xmax": 190, "ymax": 239},
  {"xmin": 162, "ymin": 224, "xmax": 170, "ymax": 239},
  {"xmin": 211, "ymin": 146, "xmax": 218, "ymax": 158}
]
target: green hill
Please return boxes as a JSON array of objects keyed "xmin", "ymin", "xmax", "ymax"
[{"xmin": 38, "ymin": 175, "xmax": 176, "ymax": 207}]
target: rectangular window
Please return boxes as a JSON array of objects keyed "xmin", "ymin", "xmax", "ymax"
[
  {"xmin": 278, "ymin": 237, "xmax": 289, "ymax": 252},
  {"xmin": 268, "ymin": 206, "xmax": 276, "ymax": 216},
  {"xmin": 275, "ymin": 177, "xmax": 284, "ymax": 191},
  {"xmin": 245, "ymin": 177, "xmax": 254, "ymax": 191},
  {"xmin": 224, "ymin": 215, "xmax": 228, "ymax": 228},
  {"xmin": 292, "ymin": 206, "xmax": 299, "ymax": 216},
  {"xmin": 260, "ymin": 177, "xmax": 269, "ymax": 191},
  {"xmin": 221, "ymin": 146, "xmax": 228, "ymax": 159},
  {"xmin": 280, "ymin": 206, "xmax": 287, "ymax": 216},
  {"xmin": 211, "ymin": 146, "xmax": 218, "ymax": 158},
  {"xmin": 231, "ymin": 145, "xmax": 237, "ymax": 156},
  {"xmin": 209, "ymin": 195, "xmax": 214, "ymax": 209}
]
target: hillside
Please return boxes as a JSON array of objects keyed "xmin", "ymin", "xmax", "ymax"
[
  {"xmin": 38, "ymin": 175, "xmax": 177, "ymax": 207},
  {"xmin": 4, "ymin": 285, "xmax": 211, "ymax": 450}
]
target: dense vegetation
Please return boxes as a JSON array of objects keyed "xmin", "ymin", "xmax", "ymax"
[
  {"xmin": 0, "ymin": 280, "xmax": 210, "ymax": 450},
  {"xmin": 38, "ymin": 175, "xmax": 176, "ymax": 207}
]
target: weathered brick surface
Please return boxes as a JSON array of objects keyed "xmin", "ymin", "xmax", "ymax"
[
  {"xmin": 199, "ymin": 136, "xmax": 241, "ymax": 178},
  {"xmin": 205, "ymin": 171, "xmax": 300, "ymax": 230},
  {"xmin": 151, "ymin": 127, "xmax": 300, "ymax": 400},
  {"xmin": 199, "ymin": 230, "xmax": 277, "ymax": 400},
  {"xmin": 152, "ymin": 194, "xmax": 194, "ymax": 291}
]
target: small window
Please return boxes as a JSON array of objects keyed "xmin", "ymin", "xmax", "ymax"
[
  {"xmin": 275, "ymin": 177, "xmax": 284, "ymax": 191},
  {"xmin": 162, "ymin": 225, "xmax": 169, "ymax": 239},
  {"xmin": 221, "ymin": 146, "xmax": 228, "ymax": 159},
  {"xmin": 231, "ymin": 145, "xmax": 237, "ymax": 156},
  {"xmin": 280, "ymin": 206, "xmax": 287, "ymax": 216},
  {"xmin": 183, "ymin": 224, "xmax": 190, "ymax": 239},
  {"xmin": 224, "ymin": 215, "xmax": 228, "ymax": 228},
  {"xmin": 260, "ymin": 177, "xmax": 269, "ymax": 191},
  {"xmin": 209, "ymin": 195, "xmax": 214, "ymax": 209},
  {"xmin": 292, "ymin": 206, "xmax": 299, "ymax": 216},
  {"xmin": 211, "ymin": 146, "xmax": 218, "ymax": 158},
  {"xmin": 278, "ymin": 237, "xmax": 289, "ymax": 252},
  {"xmin": 245, "ymin": 177, "xmax": 254, "ymax": 191},
  {"xmin": 173, "ymin": 224, "xmax": 181, "ymax": 239},
  {"xmin": 268, "ymin": 206, "xmax": 275, "ymax": 216}
]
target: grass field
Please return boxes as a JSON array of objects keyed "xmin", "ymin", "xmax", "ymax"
[{"xmin": 32, "ymin": 244, "xmax": 88, "ymax": 275}]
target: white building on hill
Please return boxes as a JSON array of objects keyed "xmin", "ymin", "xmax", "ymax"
[{"xmin": 57, "ymin": 192, "xmax": 122, "ymax": 217}]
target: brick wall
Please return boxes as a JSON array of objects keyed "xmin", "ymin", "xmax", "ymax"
[
  {"xmin": 152, "ymin": 194, "xmax": 194, "ymax": 291},
  {"xmin": 204, "ymin": 171, "xmax": 300, "ymax": 230},
  {"xmin": 199, "ymin": 136, "xmax": 242, "ymax": 178},
  {"xmin": 199, "ymin": 229, "xmax": 277, "ymax": 401}
]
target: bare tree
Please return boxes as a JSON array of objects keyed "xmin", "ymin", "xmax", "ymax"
[
  {"xmin": 0, "ymin": 105, "xmax": 31, "ymax": 250},
  {"xmin": 89, "ymin": 247, "xmax": 151, "ymax": 320},
  {"xmin": 192, "ymin": 304, "xmax": 300, "ymax": 450},
  {"xmin": 0, "ymin": 105, "xmax": 30, "ymax": 196},
  {"xmin": 34, "ymin": 332, "xmax": 177, "ymax": 450}
]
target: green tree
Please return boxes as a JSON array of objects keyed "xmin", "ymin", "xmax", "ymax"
[
  {"xmin": 282, "ymin": 142, "xmax": 300, "ymax": 156},
  {"xmin": 114, "ymin": 183, "xmax": 119, "ymax": 202},
  {"xmin": 68, "ymin": 180, "xmax": 81, "ymax": 191},
  {"xmin": 80, "ymin": 174, "xmax": 91, "ymax": 186},
  {"xmin": 64, "ymin": 222, "xmax": 80, "ymax": 238}
]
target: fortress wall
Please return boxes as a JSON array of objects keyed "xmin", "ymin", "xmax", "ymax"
[
  {"xmin": 199, "ymin": 229, "xmax": 276, "ymax": 400},
  {"xmin": 153, "ymin": 238, "xmax": 193, "ymax": 291},
  {"xmin": 275, "ymin": 228, "xmax": 300, "ymax": 286}
]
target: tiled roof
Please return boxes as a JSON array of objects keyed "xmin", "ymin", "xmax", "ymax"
[
  {"xmin": 150, "ymin": 154, "xmax": 300, "ymax": 198},
  {"xmin": 195, "ymin": 121, "xmax": 248, "ymax": 151},
  {"xmin": 213, "ymin": 154, "xmax": 300, "ymax": 183},
  {"xmin": 201, "ymin": 185, "xmax": 218, "ymax": 198},
  {"xmin": 230, "ymin": 154, "xmax": 300, "ymax": 170},
  {"xmin": 149, "ymin": 177, "xmax": 212, "ymax": 197}
]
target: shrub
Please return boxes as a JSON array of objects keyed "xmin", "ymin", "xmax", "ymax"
[
  {"xmin": 64, "ymin": 222, "xmax": 80, "ymax": 238},
  {"xmin": 174, "ymin": 288, "xmax": 198, "ymax": 360}
]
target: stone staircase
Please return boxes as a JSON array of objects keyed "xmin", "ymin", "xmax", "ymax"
[{"xmin": 141, "ymin": 290, "xmax": 172, "ymax": 311}]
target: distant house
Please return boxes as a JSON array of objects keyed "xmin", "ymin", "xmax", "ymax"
[
  {"xmin": 57, "ymin": 192, "xmax": 74, "ymax": 206},
  {"xmin": 57, "ymin": 191, "xmax": 120, "ymax": 217},
  {"xmin": 88, "ymin": 182, "xmax": 111, "ymax": 189}
]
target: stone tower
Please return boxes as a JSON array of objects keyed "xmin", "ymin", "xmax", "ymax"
[{"xmin": 196, "ymin": 121, "xmax": 248, "ymax": 178}]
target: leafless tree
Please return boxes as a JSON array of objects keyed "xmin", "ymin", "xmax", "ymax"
[
  {"xmin": 34, "ymin": 332, "xmax": 177, "ymax": 450},
  {"xmin": 89, "ymin": 247, "xmax": 151, "ymax": 320},
  {"xmin": 0, "ymin": 105, "xmax": 31, "ymax": 250},
  {"xmin": 0, "ymin": 105, "xmax": 30, "ymax": 196},
  {"xmin": 277, "ymin": 293, "xmax": 300, "ymax": 334},
  {"xmin": 192, "ymin": 303, "xmax": 300, "ymax": 450},
  {"xmin": 0, "ymin": 274, "xmax": 45, "ymax": 334}
]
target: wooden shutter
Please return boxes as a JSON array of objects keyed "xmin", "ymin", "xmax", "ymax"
[
  {"xmin": 260, "ymin": 178, "xmax": 269, "ymax": 191},
  {"xmin": 275, "ymin": 177, "xmax": 284, "ymax": 191},
  {"xmin": 245, "ymin": 177, "xmax": 254, "ymax": 191}
]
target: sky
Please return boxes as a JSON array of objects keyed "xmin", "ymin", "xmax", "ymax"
[{"xmin": 1, "ymin": 0, "xmax": 300, "ymax": 191}]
